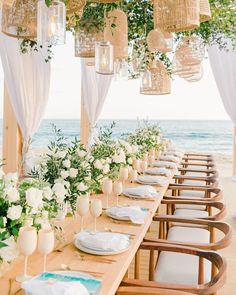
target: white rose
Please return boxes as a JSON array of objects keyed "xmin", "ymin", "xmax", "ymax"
[
  {"xmin": 77, "ymin": 183, "xmax": 88, "ymax": 192},
  {"xmin": 103, "ymin": 163, "xmax": 110, "ymax": 174},
  {"xmin": 3, "ymin": 217, "xmax": 7, "ymax": 227},
  {"xmin": 4, "ymin": 173, "xmax": 18, "ymax": 185},
  {"xmin": 62, "ymin": 159, "xmax": 71, "ymax": 168},
  {"xmin": 94, "ymin": 159, "xmax": 103, "ymax": 170},
  {"xmin": 77, "ymin": 149, "xmax": 87, "ymax": 158},
  {"xmin": 84, "ymin": 175, "xmax": 91, "ymax": 181},
  {"xmin": 26, "ymin": 188, "xmax": 43, "ymax": 209},
  {"xmin": 43, "ymin": 187, "xmax": 53, "ymax": 200},
  {"xmin": 113, "ymin": 154, "xmax": 122, "ymax": 164},
  {"xmin": 7, "ymin": 205, "xmax": 22, "ymax": 220},
  {"xmin": 55, "ymin": 150, "xmax": 67, "ymax": 158},
  {"xmin": 0, "ymin": 236, "xmax": 19, "ymax": 262},
  {"xmin": 60, "ymin": 170, "xmax": 69, "ymax": 179},
  {"xmin": 52, "ymin": 183, "xmax": 67, "ymax": 203},
  {"xmin": 63, "ymin": 181, "xmax": 70, "ymax": 189},
  {"xmin": 5, "ymin": 187, "xmax": 19, "ymax": 202},
  {"xmin": 127, "ymin": 157, "xmax": 133, "ymax": 165},
  {"xmin": 106, "ymin": 158, "xmax": 111, "ymax": 164},
  {"xmin": 69, "ymin": 168, "xmax": 78, "ymax": 178}
]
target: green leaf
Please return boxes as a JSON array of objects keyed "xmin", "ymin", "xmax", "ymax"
[{"xmin": 0, "ymin": 241, "xmax": 7, "ymax": 249}]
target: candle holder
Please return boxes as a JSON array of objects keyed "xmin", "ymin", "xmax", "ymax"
[{"xmin": 95, "ymin": 41, "xmax": 114, "ymax": 75}]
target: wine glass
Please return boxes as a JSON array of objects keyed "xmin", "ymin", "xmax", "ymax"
[
  {"xmin": 113, "ymin": 180, "xmax": 123, "ymax": 206},
  {"xmin": 148, "ymin": 155, "xmax": 155, "ymax": 167},
  {"xmin": 90, "ymin": 199, "xmax": 102, "ymax": 232},
  {"xmin": 140, "ymin": 160, "xmax": 148, "ymax": 174},
  {"xmin": 133, "ymin": 159, "xmax": 141, "ymax": 173},
  {"xmin": 76, "ymin": 195, "xmax": 90, "ymax": 232},
  {"xmin": 129, "ymin": 169, "xmax": 138, "ymax": 183},
  {"xmin": 38, "ymin": 229, "xmax": 55, "ymax": 272},
  {"xmin": 143, "ymin": 153, "xmax": 149, "ymax": 162},
  {"xmin": 102, "ymin": 178, "xmax": 113, "ymax": 209},
  {"xmin": 119, "ymin": 167, "xmax": 129, "ymax": 184},
  {"xmin": 16, "ymin": 226, "xmax": 37, "ymax": 282}
]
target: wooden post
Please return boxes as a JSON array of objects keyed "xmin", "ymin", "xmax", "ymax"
[
  {"xmin": 80, "ymin": 87, "xmax": 90, "ymax": 146},
  {"xmin": 2, "ymin": 83, "xmax": 23, "ymax": 173},
  {"xmin": 233, "ymin": 126, "xmax": 236, "ymax": 175}
]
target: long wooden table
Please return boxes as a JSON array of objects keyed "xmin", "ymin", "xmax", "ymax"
[{"xmin": 0, "ymin": 173, "xmax": 174, "ymax": 295}]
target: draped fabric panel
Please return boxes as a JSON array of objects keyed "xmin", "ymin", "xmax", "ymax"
[
  {"xmin": 0, "ymin": 34, "xmax": 51, "ymax": 172},
  {"xmin": 81, "ymin": 58, "xmax": 113, "ymax": 146}
]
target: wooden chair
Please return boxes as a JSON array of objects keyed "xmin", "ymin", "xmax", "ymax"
[
  {"xmin": 178, "ymin": 168, "xmax": 218, "ymax": 178},
  {"xmin": 180, "ymin": 161, "xmax": 216, "ymax": 170},
  {"xmin": 173, "ymin": 175, "xmax": 218, "ymax": 188},
  {"xmin": 117, "ymin": 286, "xmax": 195, "ymax": 295},
  {"xmin": 122, "ymin": 243, "xmax": 227, "ymax": 295}
]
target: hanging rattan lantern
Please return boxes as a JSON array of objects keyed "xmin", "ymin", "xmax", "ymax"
[
  {"xmin": 104, "ymin": 9, "xmax": 128, "ymax": 60},
  {"xmin": 140, "ymin": 60, "xmax": 171, "ymax": 95},
  {"xmin": 184, "ymin": 64, "xmax": 204, "ymax": 82},
  {"xmin": 67, "ymin": 0, "xmax": 86, "ymax": 15},
  {"xmin": 140, "ymin": 71, "xmax": 152, "ymax": 94},
  {"xmin": 147, "ymin": 29, "xmax": 173, "ymax": 53},
  {"xmin": 75, "ymin": 30, "xmax": 103, "ymax": 57},
  {"xmin": 173, "ymin": 57, "xmax": 203, "ymax": 81},
  {"xmin": 87, "ymin": 0, "xmax": 119, "ymax": 3},
  {"xmin": 2, "ymin": 0, "xmax": 37, "ymax": 39},
  {"xmin": 200, "ymin": 0, "xmax": 211, "ymax": 22},
  {"xmin": 153, "ymin": 0, "xmax": 200, "ymax": 32}
]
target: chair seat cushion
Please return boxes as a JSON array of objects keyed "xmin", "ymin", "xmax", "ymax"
[
  {"xmin": 174, "ymin": 209, "xmax": 209, "ymax": 218},
  {"xmin": 182, "ymin": 179, "xmax": 207, "ymax": 186},
  {"xmin": 179, "ymin": 190, "xmax": 205, "ymax": 198},
  {"xmin": 167, "ymin": 226, "xmax": 210, "ymax": 244},
  {"xmin": 185, "ymin": 171, "xmax": 210, "ymax": 177},
  {"xmin": 175, "ymin": 203, "xmax": 206, "ymax": 210},
  {"xmin": 154, "ymin": 251, "xmax": 211, "ymax": 285},
  {"xmin": 183, "ymin": 165, "xmax": 210, "ymax": 170}
]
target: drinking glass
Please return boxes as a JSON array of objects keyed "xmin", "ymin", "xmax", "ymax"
[
  {"xmin": 90, "ymin": 199, "xmax": 102, "ymax": 232},
  {"xmin": 76, "ymin": 195, "xmax": 90, "ymax": 232},
  {"xmin": 129, "ymin": 169, "xmax": 138, "ymax": 183},
  {"xmin": 38, "ymin": 229, "xmax": 55, "ymax": 272},
  {"xmin": 140, "ymin": 160, "xmax": 148, "ymax": 173},
  {"xmin": 133, "ymin": 159, "xmax": 141, "ymax": 173},
  {"xmin": 102, "ymin": 178, "xmax": 113, "ymax": 209},
  {"xmin": 143, "ymin": 153, "xmax": 149, "ymax": 162},
  {"xmin": 119, "ymin": 167, "xmax": 129, "ymax": 183},
  {"xmin": 113, "ymin": 180, "xmax": 123, "ymax": 206},
  {"xmin": 16, "ymin": 227, "xmax": 37, "ymax": 282},
  {"xmin": 148, "ymin": 155, "xmax": 155, "ymax": 167}
]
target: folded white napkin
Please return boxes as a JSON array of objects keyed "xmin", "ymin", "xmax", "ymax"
[
  {"xmin": 107, "ymin": 206, "xmax": 147, "ymax": 224},
  {"xmin": 22, "ymin": 279, "xmax": 89, "ymax": 295},
  {"xmin": 154, "ymin": 161, "xmax": 178, "ymax": 169},
  {"xmin": 145, "ymin": 167, "xmax": 171, "ymax": 176},
  {"xmin": 123, "ymin": 185, "xmax": 158, "ymax": 198},
  {"xmin": 136, "ymin": 175, "xmax": 168, "ymax": 186},
  {"xmin": 160, "ymin": 155, "xmax": 180, "ymax": 163},
  {"xmin": 75, "ymin": 231, "xmax": 129, "ymax": 252}
]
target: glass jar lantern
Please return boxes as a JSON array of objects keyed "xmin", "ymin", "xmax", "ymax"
[
  {"xmin": 114, "ymin": 59, "xmax": 128, "ymax": 81},
  {"xmin": 95, "ymin": 41, "xmax": 114, "ymax": 75},
  {"xmin": 140, "ymin": 71, "xmax": 152, "ymax": 94}
]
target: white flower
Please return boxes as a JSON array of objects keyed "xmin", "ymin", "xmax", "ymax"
[
  {"xmin": 55, "ymin": 150, "xmax": 67, "ymax": 158},
  {"xmin": 0, "ymin": 170, "xmax": 5, "ymax": 179},
  {"xmin": 60, "ymin": 170, "xmax": 69, "ymax": 179},
  {"xmin": 52, "ymin": 183, "xmax": 67, "ymax": 203},
  {"xmin": 77, "ymin": 149, "xmax": 87, "ymax": 158},
  {"xmin": 4, "ymin": 173, "xmax": 18, "ymax": 185},
  {"xmin": 103, "ymin": 163, "xmax": 110, "ymax": 174},
  {"xmin": 127, "ymin": 157, "xmax": 133, "ymax": 165},
  {"xmin": 77, "ymin": 182, "xmax": 88, "ymax": 192},
  {"xmin": 3, "ymin": 217, "xmax": 7, "ymax": 227},
  {"xmin": 43, "ymin": 186, "xmax": 53, "ymax": 201},
  {"xmin": 0, "ymin": 236, "xmax": 19, "ymax": 262},
  {"xmin": 5, "ymin": 187, "xmax": 19, "ymax": 202},
  {"xmin": 94, "ymin": 159, "xmax": 103, "ymax": 170},
  {"xmin": 113, "ymin": 154, "xmax": 122, "ymax": 164},
  {"xmin": 106, "ymin": 158, "xmax": 111, "ymax": 164},
  {"xmin": 69, "ymin": 168, "xmax": 78, "ymax": 178},
  {"xmin": 26, "ymin": 188, "xmax": 44, "ymax": 209},
  {"xmin": 62, "ymin": 159, "xmax": 71, "ymax": 168},
  {"xmin": 7, "ymin": 205, "xmax": 22, "ymax": 220},
  {"xmin": 132, "ymin": 145, "xmax": 139, "ymax": 153},
  {"xmin": 84, "ymin": 175, "xmax": 91, "ymax": 181}
]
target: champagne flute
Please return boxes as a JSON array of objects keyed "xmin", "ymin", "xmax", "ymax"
[
  {"xmin": 76, "ymin": 195, "xmax": 90, "ymax": 232},
  {"xmin": 119, "ymin": 167, "xmax": 129, "ymax": 184},
  {"xmin": 129, "ymin": 169, "xmax": 138, "ymax": 183},
  {"xmin": 16, "ymin": 226, "xmax": 37, "ymax": 282},
  {"xmin": 113, "ymin": 180, "xmax": 123, "ymax": 206},
  {"xmin": 140, "ymin": 160, "xmax": 148, "ymax": 174},
  {"xmin": 90, "ymin": 199, "xmax": 102, "ymax": 232},
  {"xmin": 38, "ymin": 229, "xmax": 55, "ymax": 272},
  {"xmin": 102, "ymin": 178, "xmax": 113, "ymax": 209}
]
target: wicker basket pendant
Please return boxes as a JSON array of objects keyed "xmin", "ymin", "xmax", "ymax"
[
  {"xmin": 67, "ymin": 0, "xmax": 86, "ymax": 15},
  {"xmin": 153, "ymin": 0, "xmax": 200, "ymax": 32},
  {"xmin": 2, "ymin": 0, "xmax": 37, "ymax": 39},
  {"xmin": 147, "ymin": 29, "xmax": 173, "ymax": 53},
  {"xmin": 140, "ymin": 60, "xmax": 171, "ymax": 95},
  {"xmin": 75, "ymin": 30, "xmax": 103, "ymax": 57},
  {"xmin": 87, "ymin": 0, "xmax": 119, "ymax": 3},
  {"xmin": 104, "ymin": 9, "xmax": 128, "ymax": 60},
  {"xmin": 200, "ymin": 0, "xmax": 211, "ymax": 22}
]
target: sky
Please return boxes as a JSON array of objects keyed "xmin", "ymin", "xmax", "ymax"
[{"xmin": 0, "ymin": 32, "xmax": 230, "ymax": 120}]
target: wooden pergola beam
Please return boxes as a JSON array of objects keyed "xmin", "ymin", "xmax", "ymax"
[{"xmin": 80, "ymin": 87, "xmax": 90, "ymax": 146}]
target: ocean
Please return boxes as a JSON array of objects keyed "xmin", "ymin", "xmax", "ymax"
[
  {"xmin": 0, "ymin": 119, "xmax": 232, "ymax": 154},
  {"xmin": 25, "ymin": 119, "xmax": 233, "ymax": 155}
]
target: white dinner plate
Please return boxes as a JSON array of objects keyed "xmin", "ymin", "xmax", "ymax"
[{"xmin": 122, "ymin": 192, "xmax": 159, "ymax": 200}]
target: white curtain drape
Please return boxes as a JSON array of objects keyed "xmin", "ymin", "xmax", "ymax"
[
  {"xmin": 0, "ymin": 34, "xmax": 51, "ymax": 173},
  {"xmin": 81, "ymin": 58, "xmax": 113, "ymax": 146}
]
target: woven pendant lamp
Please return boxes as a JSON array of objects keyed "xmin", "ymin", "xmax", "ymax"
[
  {"xmin": 153, "ymin": 0, "xmax": 200, "ymax": 32},
  {"xmin": 200, "ymin": 0, "xmax": 211, "ymax": 22},
  {"xmin": 104, "ymin": 9, "xmax": 128, "ymax": 60},
  {"xmin": 140, "ymin": 60, "xmax": 171, "ymax": 95},
  {"xmin": 67, "ymin": 0, "xmax": 86, "ymax": 15},
  {"xmin": 87, "ymin": 0, "xmax": 119, "ymax": 3},
  {"xmin": 185, "ymin": 64, "xmax": 204, "ymax": 82},
  {"xmin": 75, "ymin": 29, "xmax": 103, "ymax": 57},
  {"xmin": 2, "ymin": 0, "xmax": 37, "ymax": 39},
  {"xmin": 147, "ymin": 29, "xmax": 173, "ymax": 53}
]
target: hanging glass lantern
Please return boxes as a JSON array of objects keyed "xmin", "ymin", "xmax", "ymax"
[
  {"xmin": 185, "ymin": 65, "xmax": 204, "ymax": 82},
  {"xmin": 2, "ymin": 0, "xmax": 37, "ymax": 39},
  {"xmin": 95, "ymin": 41, "xmax": 114, "ymax": 75},
  {"xmin": 140, "ymin": 71, "xmax": 152, "ymax": 94},
  {"xmin": 74, "ymin": 30, "xmax": 103, "ymax": 58},
  {"xmin": 37, "ymin": 0, "xmax": 66, "ymax": 45},
  {"xmin": 114, "ymin": 59, "xmax": 128, "ymax": 81},
  {"xmin": 147, "ymin": 29, "xmax": 173, "ymax": 53}
]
